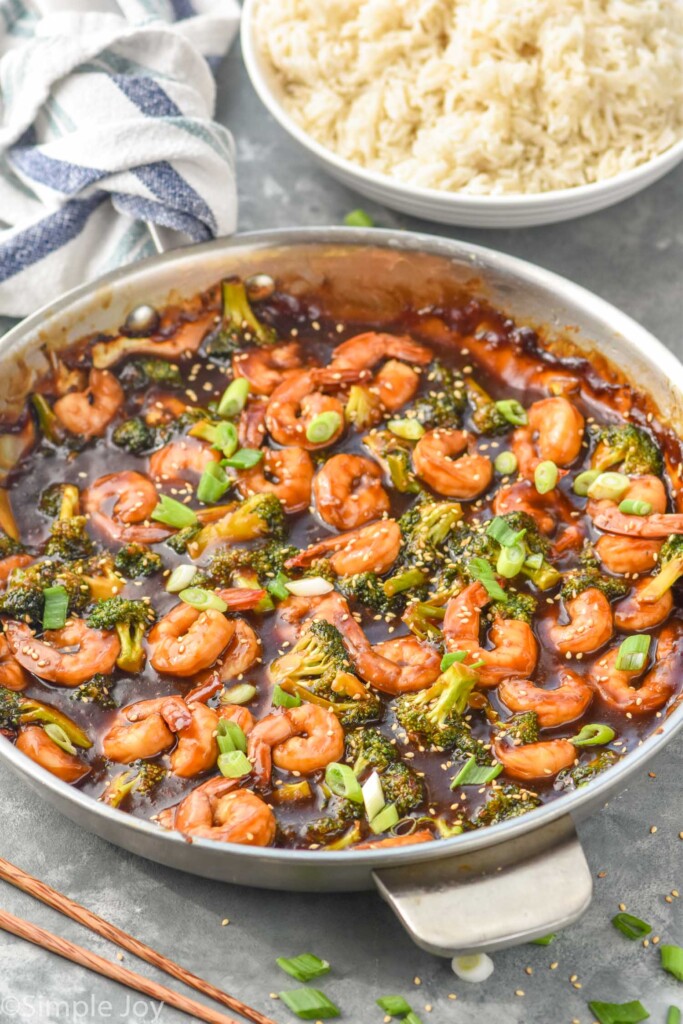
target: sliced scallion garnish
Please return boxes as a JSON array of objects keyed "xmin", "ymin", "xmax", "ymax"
[
  {"xmin": 587, "ymin": 471, "xmax": 630, "ymax": 502},
  {"xmin": 212, "ymin": 420, "xmax": 239, "ymax": 457},
  {"xmin": 534, "ymin": 460, "xmax": 559, "ymax": 494},
  {"xmin": 493, "ymin": 450, "xmax": 518, "ymax": 475},
  {"xmin": 667, "ymin": 1009, "xmax": 681, "ymax": 1024},
  {"xmin": 450, "ymin": 756, "xmax": 502, "ymax": 789},
  {"xmin": 588, "ymin": 1000, "xmax": 650, "ymax": 1024},
  {"xmin": 151, "ymin": 495, "xmax": 198, "ymax": 529},
  {"xmin": 440, "ymin": 651, "xmax": 467, "ymax": 671},
  {"xmin": 387, "ymin": 418, "xmax": 425, "ymax": 441},
  {"xmin": 494, "ymin": 399, "xmax": 527, "ymax": 426},
  {"xmin": 165, "ymin": 564, "xmax": 197, "ymax": 593},
  {"xmin": 573, "ymin": 469, "xmax": 600, "ymax": 496},
  {"xmin": 486, "ymin": 516, "xmax": 526, "ymax": 548},
  {"xmin": 278, "ymin": 987, "xmax": 340, "ymax": 1019},
  {"xmin": 325, "ymin": 762, "xmax": 363, "ymax": 804},
  {"xmin": 276, "ymin": 954, "xmax": 330, "ymax": 983},
  {"xmin": 362, "ymin": 771, "xmax": 385, "ymax": 821},
  {"xmin": 179, "ymin": 586, "xmax": 228, "ymax": 613},
  {"xmin": 376, "ymin": 996, "xmax": 413, "ymax": 1016},
  {"xmin": 661, "ymin": 945, "xmax": 683, "ymax": 982},
  {"xmin": 216, "ymin": 718, "xmax": 247, "ymax": 755},
  {"xmin": 468, "ymin": 558, "xmax": 506, "ymax": 601},
  {"xmin": 615, "ymin": 634, "xmax": 651, "ymax": 673},
  {"xmin": 222, "ymin": 448, "xmax": 263, "ymax": 470},
  {"xmin": 618, "ymin": 499, "xmax": 653, "ymax": 516},
  {"xmin": 197, "ymin": 462, "xmax": 230, "ymax": 504},
  {"xmin": 369, "ymin": 802, "xmax": 399, "ymax": 834},
  {"xmin": 220, "ymin": 683, "xmax": 257, "ymax": 705},
  {"xmin": 42, "ymin": 585, "xmax": 69, "ymax": 630},
  {"xmin": 44, "ymin": 723, "xmax": 77, "ymax": 755},
  {"xmin": 272, "ymin": 685, "xmax": 302, "ymax": 709},
  {"xmin": 344, "ymin": 209, "xmax": 374, "ymax": 227},
  {"xmin": 217, "ymin": 750, "xmax": 252, "ymax": 779},
  {"xmin": 611, "ymin": 912, "xmax": 652, "ymax": 941},
  {"xmin": 305, "ymin": 411, "xmax": 341, "ymax": 445},
  {"xmin": 531, "ymin": 934, "xmax": 556, "ymax": 946},
  {"xmin": 571, "ymin": 723, "xmax": 616, "ymax": 747},
  {"xmin": 496, "ymin": 541, "xmax": 526, "ymax": 579},
  {"xmin": 217, "ymin": 377, "xmax": 250, "ymax": 419},
  {"xmin": 267, "ymin": 571, "xmax": 291, "ymax": 601}
]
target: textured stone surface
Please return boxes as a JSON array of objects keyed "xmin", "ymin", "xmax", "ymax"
[{"xmin": 0, "ymin": 41, "xmax": 682, "ymax": 1024}]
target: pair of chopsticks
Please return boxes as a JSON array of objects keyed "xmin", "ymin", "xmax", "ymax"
[{"xmin": 0, "ymin": 858, "xmax": 277, "ymax": 1024}]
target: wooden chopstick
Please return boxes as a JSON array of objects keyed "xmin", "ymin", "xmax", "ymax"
[
  {"xmin": 0, "ymin": 908, "xmax": 245, "ymax": 1024},
  {"xmin": 0, "ymin": 858, "xmax": 277, "ymax": 1024}
]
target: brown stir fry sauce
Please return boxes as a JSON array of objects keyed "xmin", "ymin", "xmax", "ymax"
[{"xmin": 1, "ymin": 273, "xmax": 682, "ymax": 851}]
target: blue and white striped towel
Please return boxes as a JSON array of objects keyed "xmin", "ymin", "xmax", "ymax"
[{"xmin": 0, "ymin": 0, "xmax": 240, "ymax": 318}]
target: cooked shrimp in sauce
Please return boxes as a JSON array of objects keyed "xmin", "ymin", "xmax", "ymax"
[{"xmin": 1, "ymin": 268, "xmax": 682, "ymax": 849}]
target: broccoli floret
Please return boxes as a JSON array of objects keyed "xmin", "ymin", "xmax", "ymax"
[
  {"xmin": 205, "ymin": 277, "xmax": 276, "ymax": 356},
  {"xmin": 561, "ymin": 567, "xmax": 629, "ymax": 603},
  {"xmin": 336, "ymin": 572, "xmax": 406, "ymax": 616},
  {"xmin": 0, "ymin": 530, "xmax": 24, "ymax": 560},
  {"xmin": 466, "ymin": 378, "xmax": 509, "ymax": 435},
  {"xmin": 39, "ymin": 483, "xmax": 79, "ymax": 519},
  {"xmin": 494, "ymin": 592, "xmax": 537, "ymax": 624},
  {"xmin": 395, "ymin": 661, "xmax": 479, "ymax": 750},
  {"xmin": 101, "ymin": 760, "xmax": 167, "ymax": 807},
  {"xmin": 555, "ymin": 750, "xmax": 619, "ymax": 790},
  {"xmin": 380, "ymin": 761, "xmax": 425, "ymax": 816},
  {"xmin": 578, "ymin": 540, "xmax": 600, "ymax": 570},
  {"xmin": 31, "ymin": 394, "xmax": 63, "ymax": 444},
  {"xmin": 465, "ymin": 512, "xmax": 560, "ymax": 591},
  {"xmin": 363, "ymin": 430, "xmax": 421, "ymax": 494},
  {"xmin": 197, "ymin": 542, "xmax": 297, "ymax": 590},
  {"xmin": 269, "ymin": 620, "xmax": 350, "ymax": 685},
  {"xmin": 121, "ymin": 359, "xmax": 183, "ymax": 390},
  {"xmin": 401, "ymin": 595, "xmax": 449, "ymax": 641},
  {"xmin": 406, "ymin": 361, "xmax": 466, "ymax": 429},
  {"xmin": 398, "ymin": 498, "xmax": 463, "ymax": 569},
  {"xmin": 112, "ymin": 417, "xmax": 156, "ymax": 455},
  {"xmin": 591, "ymin": 423, "xmax": 663, "ymax": 476},
  {"xmin": 345, "ymin": 727, "xmax": 399, "ymax": 776},
  {"xmin": 0, "ymin": 686, "xmax": 91, "ymax": 747},
  {"xmin": 87, "ymin": 597, "xmax": 156, "ymax": 673},
  {"xmin": 69, "ymin": 673, "xmax": 117, "ymax": 709},
  {"xmin": 303, "ymin": 559, "xmax": 337, "ymax": 586},
  {"xmin": 114, "ymin": 542, "xmax": 163, "ymax": 579},
  {"xmin": 345, "ymin": 385, "xmax": 381, "ymax": 430},
  {"xmin": 0, "ymin": 560, "xmax": 90, "ymax": 623},
  {"xmin": 499, "ymin": 711, "xmax": 540, "ymax": 745},
  {"xmin": 45, "ymin": 516, "xmax": 95, "ymax": 561},
  {"xmin": 304, "ymin": 797, "xmax": 358, "ymax": 845},
  {"xmin": 474, "ymin": 783, "xmax": 541, "ymax": 826},
  {"xmin": 188, "ymin": 494, "xmax": 286, "ymax": 556},
  {"xmin": 637, "ymin": 534, "xmax": 683, "ymax": 604}
]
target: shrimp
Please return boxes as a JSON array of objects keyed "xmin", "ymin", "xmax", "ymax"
[
  {"xmin": 493, "ymin": 479, "xmax": 574, "ymax": 535},
  {"xmin": 313, "ymin": 454, "xmax": 390, "ymax": 530},
  {"xmin": 217, "ymin": 704, "xmax": 256, "ymax": 735},
  {"xmin": 102, "ymin": 696, "xmax": 192, "ymax": 763},
  {"xmin": 595, "ymin": 535, "xmax": 662, "ymax": 575},
  {"xmin": 248, "ymin": 704, "xmax": 344, "ymax": 786},
  {"xmin": 0, "ymin": 635, "xmax": 29, "ymax": 691},
  {"xmin": 265, "ymin": 367, "xmax": 358, "ymax": 449},
  {"xmin": 236, "ymin": 447, "xmax": 313, "ymax": 514},
  {"xmin": 413, "ymin": 429, "xmax": 493, "ymax": 500},
  {"xmin": 148, "ymin": 603, "xmax": 235, "ymax": 676},
  {"xmin": 148, "ymin": 438, "xmax": 218, "ymax": 485},
  {"xmin": 547, "ymin": 588, "xmax": 614, "ymax": 654},
  {"xmin": 170, "ymin": 701, "xmax": 219, "ymax": 778},
  {"xmin": 443, "ymin": 583, "xmax": 538, "ymax": 687},
  {"xmin": 83, "ymin": 471, "xmax": 173, "ymax": 544},
  {"xmin": 233, "ymin": 342, "xmax": 304, "ymax": 395},
  {"xmin": 589, "ymin": 475, "xmax": 683, "ymax": 538},
  {"xmin": 589, "ymin": 624, "xmax": 682, "ymax": 714},
  {"xmin": 373, "ymin": 360, "xmax": 421, "ymax": 412},
  {"xmin": 614, "ymin": 579, "xmax": 673, "ymax": 632},
  {"xmin": 142, "ymin": 393, "xmax": 189, "ymax": 427},
  {"xmin": 498, "ymin": 670, "xmax": 593, "ymax": 728},
  {"xmin": 285, "ymin": 520, "xmax": 401, "ymax": 577},
  {"xmin": 5, "ymin": 618, "xmax": 120, "ymax": 687},
  {"xmin": 365, "ymin": 637, "xmax": 442, "ymax": 694},
  {"xmin": 492, "ymin": 738, "xmax": 576, "ymax": 781},
  {"xmin": 355, "ymin": 830, "xmax": 434, "ymax": 850},
  {"xmin": 215, "ymin": 620, "xmax": 261, "ymax": 683},
  {"xmin": 331, "ymin": 332, "xmax": 432, "ymax": 372},
  {"xmin": 16, "ymin": 726, "xmax": 90, "ymax": 784},
  {"xmin": 164, "ymin": 776, "xmax": 276, "ymax": 846},
  {"xmin": 512, "ymin": 397, "xmax": 584, "ymax": 477},
  {"xmin": 53, "ymin": 369, "xmax": 123, "ymax": 438},
  {"xmin": 0, "ymin": 553, "xmax": 33, "ymax": 588}
]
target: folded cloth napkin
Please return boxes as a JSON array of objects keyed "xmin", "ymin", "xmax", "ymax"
[{"xmin": 0, "ymin": 0, "xmax": 240, "ymax": 318}]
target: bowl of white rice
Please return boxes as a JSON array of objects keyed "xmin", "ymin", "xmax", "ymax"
[{"xmin": 242, "ymin": 0, "xmax": 683, "ymax": 228}]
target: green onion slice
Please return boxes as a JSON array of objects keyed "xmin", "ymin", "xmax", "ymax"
[
  {"xmin": 220, "ymin": 683, "xmax": 257, "ymax": 706},
  {"xmin": 493, "ymin": 450, "xmax": 518, "ymax": 476},
  {"xmin": 44, "ymin": 723, "xmax": 77, "ymax": 755},
  {"xmin": 615, "ymin": 634, "xmax": 651, "ymax": 673},
  {"xmin": 661, "ymin": 945, "xmax": 683, "ymax": 982},
  {"xmin": 587, "ymin": 471, "xmax": 631, "ymax": 502},
  {"xmin": 42, "ymin": 585, "xmax": 69, "ymax": 630},
  {"xmin": 531, "ymin": 934, "xmax": 556, "ymax": 946},
  {"xmin": 305, "ymin": 411, "xmax": 341, "ymax": 445},
  {"xmin": 278, "ymin": 987, "xmax": 340, "ymax": 1020},
  {"xmin": 667, "ymin": 1008, "xmax": 681, "ymax": 1024},
  {"xmin": 151, "ymin": 495, "xmax": 198, "ymax": 529},
  {"xmin": 486, "ymin": 516, "xmax": 526, "ymax": 548},
  {"xmin": 165, "ymin": 564, "xmax": 197, "ymax": 593},
  {"xmin": 387, "ymin": 418, "xmax": 425, "ymax": 441},
  {"xmin": 573, "ymin": 469, "xmax": 600, "ymax": 496},
  {"xmin": 618, "ymin": 499, "xmax": 653, "ymax": 516},
  {"xmin": 344, "ymin": 209, "xmax": 374, "ymax": 227},
  {"xmin": 405, "ymin": 1013, "xmax": 423, "ymax": 1024},
  {"xmin": 179, "ymin": 586, "xmax": 228, "ymax": 613},
  {"xmin": 212, "ymin": 420, "xmax": 239, "ymax": 458},
  {"xmin": 534, "ymin": 459, "xmax": 559, "ymax": 494},
  {"xmin": 362, "ymin": 771, "xmax": 385, "ymax": 821},
  {"xmin": 588, "ymin": 1000, "xmax": 650, "ymax": 1024},
  {"xmin": 197, "ymin": 462, "xmax": 230, "ymax": 504},
  {"xmin": 376, "ymin": 996, "xmax": 413, "ymax": 1016},
  {"xmin": 325, "ymin": 762, "xmax": 363, "ymax": 805},
  {"xmin": 523, "ymin": 551, "xmax": 543, "ymax": 571},
  {"xmin": 440, "ymin": 651, "xmax": 467, "ymax": 671},
  {"xmin": 217, "ymin": 378, "xmax": 250, "ymax": 419},
  {"xmin": 496, "ymin": 542, "xmax": 526, "ymax": 579},
  {"xmin": 222, "ymin": 448, "xmax": 263, "ymax": 470},
  {"xmin": 216, "ymin": 718, "xmax": 247, "ymax": 755},
  {"xmin": 276, "ymin": 954, "xmax": 330, "ymax": 983},
  {"xmin": 468, "ymin": 558, "xmax": 507, "ymax": 601},
  {"xmin": 369, "ymin": 803, "xmax": 400, "ymax": 835},
  {"xmin": 495, "ymin": 399, "xmax": 527, "ymax": 425},
  {"xmin": 273, "ymin": 685, "xmax": 302, "ymax": 709},
  {"xmin": 267, "ymin": 571, "xmax": 291, "ymax": 601},
  {"xmin": 611, "ymin": 912, "xmax": 652, "ymax": 941},
  {"xmin": 217, "ymin": 750, "xmax": 252, "ymax": 779},
  {"xmin": 571, "ymin": 723, "xmax": 616, "ymax": 747},
  {"xmin": 450, "ymin": 755, "xmax": 503, "ymax": 789}
]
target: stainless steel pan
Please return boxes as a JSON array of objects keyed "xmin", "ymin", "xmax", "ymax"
[{"xmin": 2, "ymin": 228, "xmax": 682, "ymax": 957}]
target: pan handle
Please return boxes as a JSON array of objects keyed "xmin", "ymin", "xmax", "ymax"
[{"xmin": 373, "ymin": 816, "xmax": 592, "ymax": 957}]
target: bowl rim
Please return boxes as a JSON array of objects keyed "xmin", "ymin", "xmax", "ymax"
[
  {"xmin": 2, "ymin": 225, "xmax": 683, "ymax": 869},
  {"xmin": 240, "ymin": 0, "xmax": 683, "ymax": 210}
]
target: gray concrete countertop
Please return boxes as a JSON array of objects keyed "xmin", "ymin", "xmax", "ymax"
[{"xmin": 1, "ymin": 41, "xmax": 682, "ymax": 1024}]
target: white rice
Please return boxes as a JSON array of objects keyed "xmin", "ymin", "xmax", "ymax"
[{"xmin": 254, "ymin": 0, "xmax": 683, "ymax": 194}]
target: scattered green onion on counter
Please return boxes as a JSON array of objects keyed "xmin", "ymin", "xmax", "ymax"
[
  {"xmin": 611, "ymin": 912, "xmax": 652, "ymax": 941},
  {"xmin": 588, "ymin": 1000, "xmax": 650, "ymax": 1024},
  {"xmin": 344, "ymin": 209, "xmax": 374, "ymax": 227},
  {"xmin": 276, "ymin": 954, "xmax": 330, "ymax": 983},
  {"xmin": 278, "ymin": 987, "xmax": 340, "ymax": 1019},
  {"xmin": 661, "ymin": 945, "xmax": 683, "ymax": 982}
]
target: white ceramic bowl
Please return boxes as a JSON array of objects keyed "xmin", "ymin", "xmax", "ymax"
[{"xmin": 241, "ymin": 0, "xmax": 683, "ymax": 228}]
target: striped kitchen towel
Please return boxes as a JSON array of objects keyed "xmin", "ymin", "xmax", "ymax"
[{"xmin": 0, "ymin": 0, "xmax": 240, "ymax": 319}]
